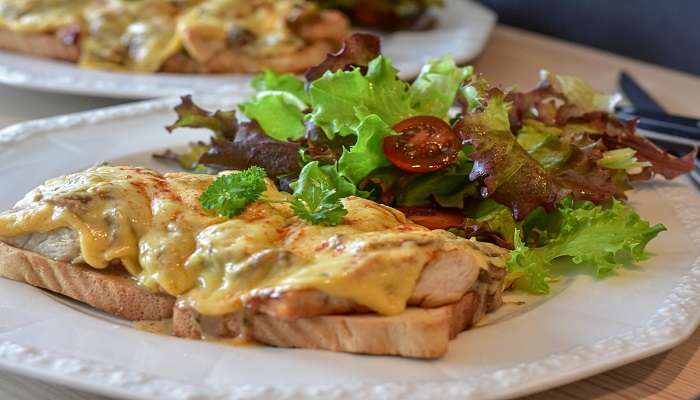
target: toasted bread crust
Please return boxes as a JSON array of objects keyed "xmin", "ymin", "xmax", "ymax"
[
  {"xmin": 0, "ymin": 28, "xmax": 79, "ymax": 62},
  {"xmin": 0, "ymin": 240, "xmax": 504, "ymax": 358},
  {"xmin": 172, "ymin": 280, "xmax": 502, "ymax": 359},
  {"xmin": 0, "ymin": 242, "xmax": 174, "ymax": 321}
]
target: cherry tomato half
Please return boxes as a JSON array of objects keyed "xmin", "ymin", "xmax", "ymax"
[
  {"xmin": 399, "ymin": 207, "xmax": 466, "ymax": 230},
  {"xmin": 383, "ymin": 116, "xmax": 461, "ymax": 173}
]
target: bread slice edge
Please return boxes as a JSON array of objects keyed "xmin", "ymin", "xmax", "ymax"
[
  {"xmin": 0, "ymin": 241, "xmax": 504, "ymax": 358},
  {"xmin": 0, "ymin": 242, "xmax": 174, "ymax": 321}
]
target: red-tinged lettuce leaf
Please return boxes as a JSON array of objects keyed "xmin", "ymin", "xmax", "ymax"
[
  {"xmin": 153, "ymin": 143, "xmax": 209, "ymax": 172},
  {"xmin": 506, "ymin": 72, "xmax": 694, "ymax": 182},
  {"xmin": 462, "ymin": 199, "xmax": 517, "ymax": 249},
  {"xmin": 562, "ymin": 113, "xmax": 695, "ymax": 179},
  {"xmin": 302, "ymin": 121, "xmax": 357, "ymax": 164},
  {"xmin": 552, "ymin": 142, "xmax": 620, "ymax": 203},
  {"xmin": 602, "ymin": 117, "xmax": 695, "ymax": 179},
  {"xmin": 162, "ymin": 96, "xmax": 302, "ymax": 179},
  {"xmin": 516, "ymin": 119, "xmax": 622, "ymax": 203},
  {"xmin": 507, "ymin": 70, "xmax": 620, "ymax": 130},
  {"xmin": 456, "ymin": 90, "xmax": 558, "ymax": 220},
  {"xmin": 505, "ymin": 88, "xmax": 546, "ymax": 133},
  {"xmin": 166, "ymin": 95, "xmax": 238, "ymax": 140},
  {"xmin": 304, "ymin": 32, "xmax": 380, "ymax": 82},
  {"xmin": 199, "ymin": 121, "xmax": 301, "ymax": 178}
]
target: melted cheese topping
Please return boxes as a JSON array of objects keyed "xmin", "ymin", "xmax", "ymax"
[
  {"xmin": 0, "ymin": 166, "xmax": 497, "ymax": 317},
  {"xmin": 0, "ymin": 0, "xmax": 86, "ymax": 32},
  {"xmin": 177, "ymin": 0, "xmax": 306, "ymax": 61},
  {"xmin": 79, "ymin": 0, "xmax": 198, "ymax": 72},
  {"xmin": 0, "ymin": 166, "xmax": 222, "ymax": 294}
]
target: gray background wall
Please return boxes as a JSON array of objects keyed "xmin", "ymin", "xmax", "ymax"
[{"xmin": 477, "ymin": 0, "xmax": 700, "ymax": 76}]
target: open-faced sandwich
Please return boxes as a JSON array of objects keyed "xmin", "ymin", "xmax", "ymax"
[
  {"xmin": 0, "ymin": 0, "xmax": 350, "ymax": 73},
  {"xmin": 0, "ymin": 165, "xmax": 508, "ymax": 358}
]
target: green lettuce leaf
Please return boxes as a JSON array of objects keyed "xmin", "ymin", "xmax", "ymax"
[
  {"xmin": 410, "ymin": 56, "xmax": 473, "ymax": 117},
  {"xmin": 540, "ymin": 70, "xmax": 622, "ymax": 113},
  {"xmin": 460, "ymin": 77, "xmax": 490, "ymax": 113},
  {"xmin": 309, "ymin": 55, "xmax": 413, "ymax": 138},
  {"xmin": 307, "ymin": 54, "xmax": 471, "ymax": 186},
  {"xmin": 598, "ymin": 148, "xmax": 652, "ymax": 173},
  {"xmin": 516, "ymin": 119, "xmax": 571, "ymax": 170},
  {"xmin": 507, "ymin": 198, "xmax": 666, "ymax": 294},
  {"xmin": 464, "ymin": 199, "xmax": 518, "ymax": 246},
  {"xmin": 291, "ymin": 161, "xmax": 358, "ymax": 198},
  {"xmin": 336, "ymin": 115, "xmax": 394, "ymax": 184},
  {"xmin": 239, "ymin": 91, "xmax": 306, "ymax": 141},
  {"xmin": 251, "ymin": 70, "xmax": 309, "ymax": 104},
  {"xmin": 395, "ymin": 150, "xmax": 476, "ymax": 208},
  {"xmin": 153, "ymin": 143, "xmax": 209, "ymax": 172}
]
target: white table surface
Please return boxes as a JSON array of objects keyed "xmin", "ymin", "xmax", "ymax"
[
  {"xmin": 0, "ymin": 84, "xmax": 121, "ymax": 400},
  {"xmin": 0, "ymin": 85, "xmax": 126, "ymax": 128}
]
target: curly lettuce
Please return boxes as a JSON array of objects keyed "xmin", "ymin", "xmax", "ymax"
[
  {"xmin": 239, "ymin": 91, "xmax": 306, "ymax": 141},
  {"xmin": 309, "ymin": 55, "xmax": 413, "ymax": 137},
  {"xmin": 409, "ymin": 56, "xmax": 473, "ymax": 117},
  {"xmin": 251, "ymin": 70, "xmax": 309, "ymax": 104},
  {"xmin": 507, "ymin": 199, "xmax": 665, "ymax": 294},
  {"xmin": 336, "ymin": 115, "xmax": 394, "ymax": 184},
  {"xmin": 309, "ymin": 54, "xmax": 471, "ymax": 184}
]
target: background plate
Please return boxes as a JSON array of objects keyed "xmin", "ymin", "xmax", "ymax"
[
  {"xmin": 0, "ymin": 99, "xmax": 699, "ymax": 400},
  {"xmin": 0, "ymin": 0, "xmax": 495, "ymax": 99}
]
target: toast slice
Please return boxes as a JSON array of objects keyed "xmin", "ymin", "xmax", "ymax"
[
  {"xmin": 0, "ymin": 28, "xmax": 80, "ymax": 62},
  {"xmin": 0, "ymin": 240, "xmax": 503, "ymax": 358},
  {"xmin": 0, "ymin": 242, "xmax": 174, "ymax": 321},
  {"xmin": 172, "ymin": 281, "xmax": 500, "ymax": 359}
]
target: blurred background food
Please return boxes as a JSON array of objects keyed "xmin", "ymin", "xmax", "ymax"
[{"xmin": 313, "ymin": 0, "xmax": 443, "ymax": 31}]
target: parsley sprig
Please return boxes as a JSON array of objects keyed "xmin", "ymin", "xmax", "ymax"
[
  {"xmin": 199, "ymin": 166, "xmax": 267, "ymax": 217},
  {"xmin": 199, "ymin": 164, "xmax": 350, "ymax": 226}
]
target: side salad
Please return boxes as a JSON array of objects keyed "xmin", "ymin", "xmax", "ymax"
[{"xmin": 157, "ymin": 33, "xmax": 694, "ymax": 294}]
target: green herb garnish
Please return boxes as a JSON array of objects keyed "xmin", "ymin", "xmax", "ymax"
[
  {"xmin": 199, "ymin": 166, "xmax": 267, "ymax": 217},
  {"xmin": 200, "ymin": 163, "xmax": 350, "ymax": 226},
  {"xmin": 289, "ymin": 162, "xmax": 353, "ymax": 226}
]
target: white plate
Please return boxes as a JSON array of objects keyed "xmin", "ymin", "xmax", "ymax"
[
  {"xmin": 0, "ymin": 99, "xmax": 699, "ymax": 400},
  {"xmin": 0, "ymin": 0, "xmax": 495, "ymax": 99}
]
